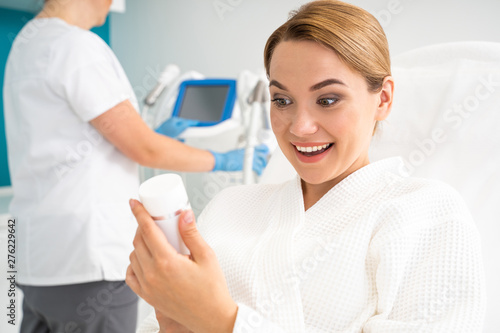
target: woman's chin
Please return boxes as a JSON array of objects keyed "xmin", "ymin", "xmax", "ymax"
[{"xmin": 298, "ymin": 171, "xmax": 336, "ymax": 187}]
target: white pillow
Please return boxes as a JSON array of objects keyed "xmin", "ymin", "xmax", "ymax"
[{"xmin": 370, "ymin": 41, "xmax": 500, "ymax": 332}]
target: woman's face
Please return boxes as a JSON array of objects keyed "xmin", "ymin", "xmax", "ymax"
[{"xmin": 269, "ymin": 40, "xmax": 392, "ymax": 194}]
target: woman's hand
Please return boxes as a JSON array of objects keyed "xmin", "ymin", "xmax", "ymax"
[
  {"xmin": 156, "ymin": 309, "xmax": 192, "ymax": 333},
  {"xmin": 126, "ymin": 199, "xmax": 237, "ymax": 333}
]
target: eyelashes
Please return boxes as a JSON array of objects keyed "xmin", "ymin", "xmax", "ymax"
[
  {"xmin": 271, "ymin": 97, "xmax": 339, "ymax": 109},
  {"xmin": 271, "ymin": 98, "xmax": 292, "ymax": 108},
  {"xmin": 317, "ymin": 97, "xmax": 338, "ymax": 107}
]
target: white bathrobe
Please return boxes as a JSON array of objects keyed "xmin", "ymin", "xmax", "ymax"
[{"xmin": 138, "ymin": 157, "xmax": 485, "ymax": 333}]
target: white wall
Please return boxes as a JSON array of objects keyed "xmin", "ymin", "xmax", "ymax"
[{"xmin": 110, "ymin": 0, "xmax": 500, "ymax": 107}]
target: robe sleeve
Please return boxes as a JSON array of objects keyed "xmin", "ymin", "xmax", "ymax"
[
  {"xmin": 232, "ymin": 303, "xmax": 287, "ymax": 333},
  {"xmin": 136, "ymin": 311, "xmax": 160, "ymax": 333},
  {"xmin": 363, "ymin": 193, "xmax": 486, "ymax": 332}
]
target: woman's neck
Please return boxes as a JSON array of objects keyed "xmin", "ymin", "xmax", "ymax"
[
  {"xmin": 302, "ymin": 179, "xmax": 339, "ymax": 211},
  {"xmin": 301, "ymin": 157, "xmax": 370, "ymax": 211}
]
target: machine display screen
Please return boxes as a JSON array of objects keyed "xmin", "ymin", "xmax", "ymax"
[
  {"xmin": 177, "ymin": 85, "xmax": 230, "ymax": 122},
  {"xmin": 172, "ymin": 79, "xmax": 237, "ymax": 126}
]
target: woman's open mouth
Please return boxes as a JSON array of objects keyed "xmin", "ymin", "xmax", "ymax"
[
  {"xmin": 294, "ymin": 143, "xmax": 333, "ymax": 156},
  {"xmin": 292, "ymin": 142, "xmax": 334, "ymax": 163}
]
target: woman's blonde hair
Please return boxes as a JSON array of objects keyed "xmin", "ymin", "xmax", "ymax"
[{"xmin": 264, "ymin": 0, "xmax": 391, "ymax": 93}]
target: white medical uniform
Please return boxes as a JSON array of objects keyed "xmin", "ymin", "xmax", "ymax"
[
  {"xmin": 3, "ymin": 18, "xmax": 139, "ymax": 286},
  {"xmin": 138, "ymin": 157, "xmax": 486, "ymax": 333}
]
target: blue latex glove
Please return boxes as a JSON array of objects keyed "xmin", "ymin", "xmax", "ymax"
[
  {"xmin": 211, "ymin": 144, "xmax": 270, "ymax": 176},
  {"xmin": 155, "ymin": 117, "xmax": 200, "ymax": 138}
]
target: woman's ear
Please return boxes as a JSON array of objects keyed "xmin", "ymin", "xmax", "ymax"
[{"xmin": 375, "ymin": 76, "xmax": 394, "ymax": 121}]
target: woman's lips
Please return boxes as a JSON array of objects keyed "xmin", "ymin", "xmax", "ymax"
[
  {"xmin": 292, "ymin": 142, "xmax": 334, "ymax": 162},
  {"xmin": 294, "ymin": 143, "xmax": 332, "ymax": 156}
]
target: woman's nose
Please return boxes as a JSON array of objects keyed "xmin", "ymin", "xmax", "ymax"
[{"xmin": 289, "ymin": 108, "xmax": 319, "ymax": 137}]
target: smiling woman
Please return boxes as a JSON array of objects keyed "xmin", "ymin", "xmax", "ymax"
[
  {"xmin": 131, "ymin": 1, "xmax": 486, "ymax": 332},
  {"xmin": 267, "ymin": 40, "xmax": 394, "ymax": 209},
  {"xmin": 263, "ymin": 1, "xmax": 394, "ymax": 209}
]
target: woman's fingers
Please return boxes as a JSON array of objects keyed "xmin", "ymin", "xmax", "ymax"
[
  {"xmin": 129, "ymin": 199, "xmax": 177, "ymax": 258},
  {"xmin": 178, "ymin": 210, "xmax": 214, "ymax": 264},
  {"xmin": 133, "ymin": 229, "xmax": 155, "ymax": 269},
  {"xmin": 125, "ymin": 264, "xmax": 142, "ymax": 296},
  {"xmin": 127, "ymin": 200, "xmax": 236, "ymax": 331}
]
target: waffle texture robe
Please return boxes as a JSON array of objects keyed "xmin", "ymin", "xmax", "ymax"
[{"xmin": 138, "ymin": 157, "xmax": 485, "ymax": 332}]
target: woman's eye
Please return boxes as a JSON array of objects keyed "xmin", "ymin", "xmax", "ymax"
[
  {"xmin": 317, "ymin": 98, "xmax": 338, "ymax": 107},
  {"xmin": 271, "ymin": 98, "xmax": 292, "ymax": 108}
]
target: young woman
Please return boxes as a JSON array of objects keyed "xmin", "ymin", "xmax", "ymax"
[{"xmin": 127, "ymin": 1, "xmax": 486, "ymax": 332}]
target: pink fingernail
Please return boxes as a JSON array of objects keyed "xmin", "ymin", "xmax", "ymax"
[
  {"xmin": 129, "ymin": 199, "xmax": 136, "ymax": 209},
  {"xmin": 184, "ymin": 210, "xmax": 194, "ymax": 224}
]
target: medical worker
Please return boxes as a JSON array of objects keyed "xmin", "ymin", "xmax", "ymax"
[
  {"xmin": 2, "ymin": 0, "xmax": 267, "ymax": 332},
  {"xmin": 128, "ymin": 1, "xmax": 486, "ymax": 332}
]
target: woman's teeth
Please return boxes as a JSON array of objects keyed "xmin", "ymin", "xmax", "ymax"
[{"xmin": 295, "ymin": 143, "xmax": 332, "ymax": 155}]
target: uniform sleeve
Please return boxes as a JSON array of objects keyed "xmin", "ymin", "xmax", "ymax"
[
  {"xmin": 47, "ymin": 31, "xmax": 133, "ymax": 122},
  {"xmin": 363, "ymin": 193, "xmax": 486, "ymax": 332}
]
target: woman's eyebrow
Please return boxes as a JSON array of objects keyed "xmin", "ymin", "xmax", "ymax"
[
  {"xmin": 269, "ymin": 78, "xmax": 347, "ymax": 92},
  {"xmin": 310, "ymin": 78, "xmax": 347, "ymax": 91},
  {"xmin": 269, "ymin": 80, "xmax": 288, "ymax": 91}
]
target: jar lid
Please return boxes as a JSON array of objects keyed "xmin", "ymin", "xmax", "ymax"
[{"xmin": 138, "ymin": 174, "xmax": 188, "ymax": 218}]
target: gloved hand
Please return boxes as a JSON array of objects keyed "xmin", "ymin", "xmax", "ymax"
[
  {"xmin": 155, "ymin": 117, "xmax": 200, "ymax": 138},
  {"xmin": 211, "ymin": 144, "xmax": 270, "ymax": 176}
]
